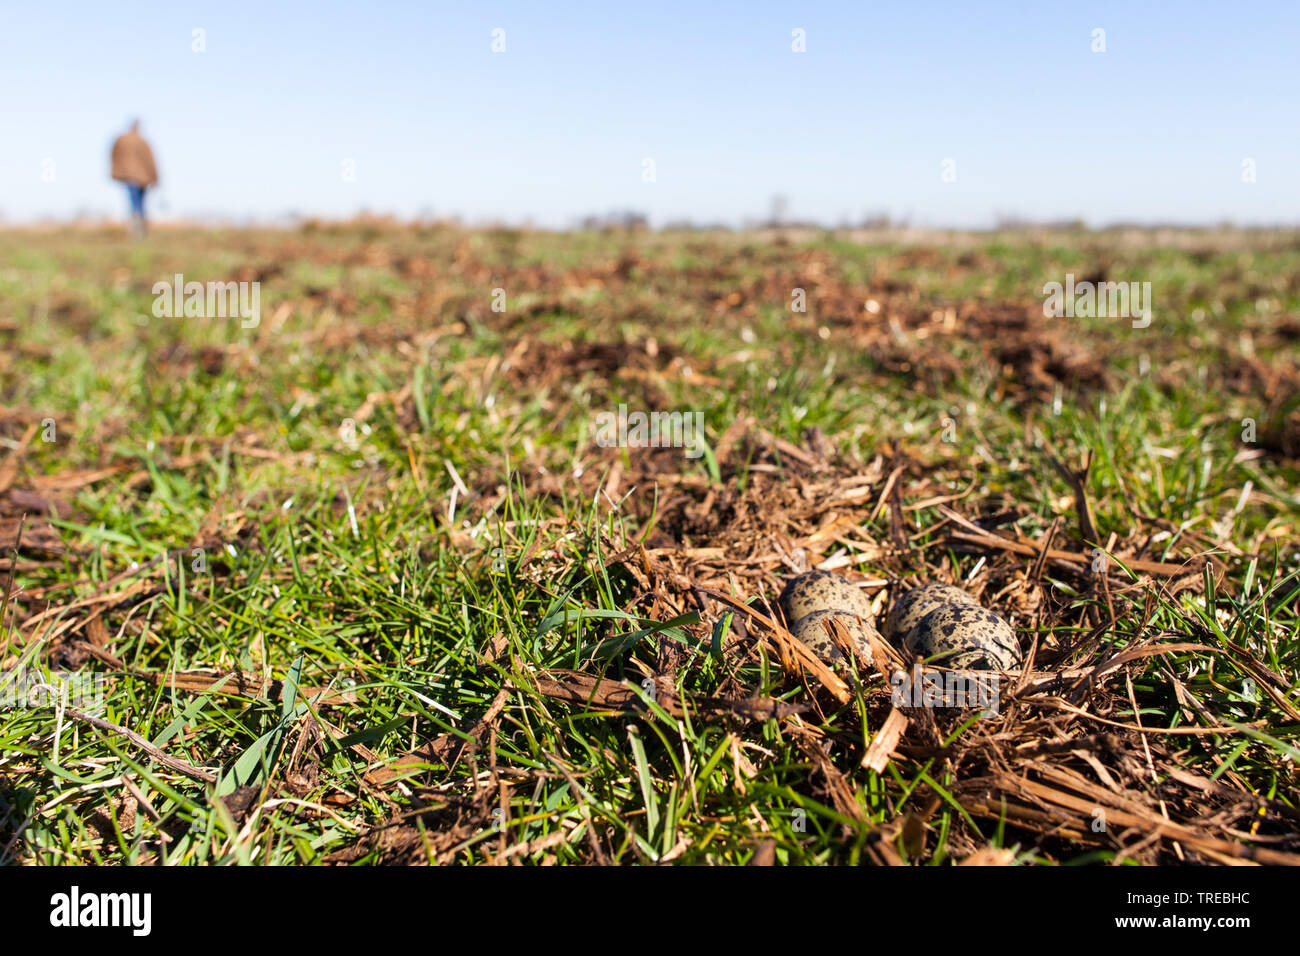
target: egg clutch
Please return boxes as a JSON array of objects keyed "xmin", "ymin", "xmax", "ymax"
[{"xmin": 778, "ymin": 571, "xmax": 1023, "ymax": 672}]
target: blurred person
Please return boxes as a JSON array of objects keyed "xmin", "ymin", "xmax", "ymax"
[{"xmin": 110, "ymin": 120, "xmax": 159, "ymax": 237}]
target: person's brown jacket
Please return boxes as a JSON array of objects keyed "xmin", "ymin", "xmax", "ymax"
[{"xmin": 111, "ymin": 125, "xmax": 158, "ymax": 187}]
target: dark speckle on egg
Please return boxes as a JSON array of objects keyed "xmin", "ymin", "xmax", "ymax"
[
  {"xmin": 882, "ymin": 583, "xmax": 978, "ymax": 641},
  {"xmin": 791, "ymin": 609, "xmax": 880, "ymax": 665},
  {"xmin": 903, "ymin": 602, "xmax": 1022, "ymax": 670},
  {"xmin": 779, "ymin": 570, "xmax": 874, "ymax": 625}
]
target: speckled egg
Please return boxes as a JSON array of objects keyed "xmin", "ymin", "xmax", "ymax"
[
  {"xmin": 881, "ymin": 583, "xmax": 979, "ymax": 642},
  {"xmin": 903, "ymin": 601, "xmax": 1022, "ymax": 670},
  {"xmin": 790, "ymin": 608, "xmax": 880, "ymax": 665},
  {"xmin": 779, "ymin": 570, "xmax": 874, "ymax": 625}
]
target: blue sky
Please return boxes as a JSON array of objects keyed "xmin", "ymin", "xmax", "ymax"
[{"xmin": 2, "ymin": 1, "xmax": 1296, "ymax": 227}]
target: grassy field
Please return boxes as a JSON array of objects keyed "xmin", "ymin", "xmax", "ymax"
[{"xmin": 1, "ymin": 221, "xmax": 1298, "ymax": 865}]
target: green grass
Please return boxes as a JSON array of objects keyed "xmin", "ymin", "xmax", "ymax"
[{"xmin": 0, "ymin": 223, "xmax": 1297, "ymax": 864}]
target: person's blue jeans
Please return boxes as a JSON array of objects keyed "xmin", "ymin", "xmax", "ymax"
[{"xmin": 126, "ymin": 183, "xmax": 146, "ymax": 220}]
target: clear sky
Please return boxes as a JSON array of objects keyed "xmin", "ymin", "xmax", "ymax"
[{"xmin": 2, "ymin": 1, "xmax": 1296, "ymax": 227}]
